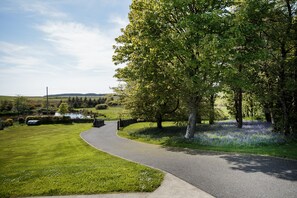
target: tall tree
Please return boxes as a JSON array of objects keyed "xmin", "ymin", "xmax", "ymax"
[
  {"xmin": 113, "ymin": 0, "xmax": 180, "ymax": 128},
  {"xmin": 113, "ymin": 0, "xmax": 232, "ymax": 137},
  {"xmin": 246, "ymin": 0, "xmax": 297, "ymax": 135},
  {"xmin": 157, "ymin": 0, "xmax": 232, "ymax": 138},
  {"xmin": 58, "ymin": 102, "xmax": 69, "ymax": 115},
  {"xmin": 14, "ymin": 96, "xmax": 29, "ymax": 115},
  {"xmin": 224, "ymin": 0, "xmax": 270, "ymax": 128}
]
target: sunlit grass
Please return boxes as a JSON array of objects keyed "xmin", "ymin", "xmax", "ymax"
[{"xmin": 0, "ymin": 124, "xmax": 163, "ymax": 197}]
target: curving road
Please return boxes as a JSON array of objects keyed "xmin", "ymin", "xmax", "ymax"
[{"xmin": 81, "ymin": 122, "xmax": 297, "ymax": 198}]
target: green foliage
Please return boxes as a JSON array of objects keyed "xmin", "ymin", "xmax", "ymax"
[
  {"xmin": 0, "ymin": 124, "xmax": 164, "ymax": 196},
  {"xmin": 95, "ymin": 104, "xmax": 108, "ymax": 110},
  {"xmin": 67, "ymin": 96, "xmax": 107, "ymax": 108},
  {"xmin": 13, "ymin": 96, "xmax": 30, "ymax": 115},
  {"xmin": 57, "ymin": 102, "xmax": 69, "ymax": 115},
  {"xmin": 113, "ymin": 0, "xmax": 234, "ymax": 134},
  {"xmin": 0, "ymin": 100, "xmax": 13, "ymax": 112},
  {"xmin": 113, "ymin": 0, "xmax": 297, "ymax": 137},
  {"xmin": 232, "ymin": 0, "xmax": 297, "ymax": 135}
]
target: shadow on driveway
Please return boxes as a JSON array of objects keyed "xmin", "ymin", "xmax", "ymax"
[
  {"xmin": 165, "ymin": 147, "xmax": 297, "ymax": 181},
  {"xmin": 220, "ymin": 155, "xmax": 297, "ymax": 181}
]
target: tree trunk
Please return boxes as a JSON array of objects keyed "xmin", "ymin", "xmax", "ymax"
[
  {"xmin": 264, "ymin": 105, "xmax": 272, "ymax": 123},
  {"xmin": 209, "ymin": 94, "xmax": 215, "ymax": 125},
  {"xmin": 280, "ymin": 95, "xmax": 290, "ymax": 135},
  {"xmin": 279, "ymin": 44, "xmax": 290, "ymax": 135},
  {"xmin": 197, "ymin": 113, "xmax": 202, "ymax": 124},
  {"xmin": 294, "ymin": 60, "xmax": 297, "ymax": 135},
  {"xmin": 156, "ymin": 114, "xmax": 163, "ymax": 129},
  {"xmin": 270, "ymin": 109, "xmax": 275, "ymax": 125},
  {"xmin": 234, "ymin": 88, "xmax": 243, "ymax": 128},
  {"xmin": 185, "ymin": 98, "xmax": 198, "ymax": 139},
  {"xmin": 234, "ymin": 63, "xmax": 243, "ymax": 128},
  {"xmin": 237, "ymin": 88, "xmax": 243, "ymax": 128},
  {"xmin": 293, "ymin": 40, "xmax": 297, "ymax": 135}
]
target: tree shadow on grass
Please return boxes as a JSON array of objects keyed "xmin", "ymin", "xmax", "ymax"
[{"xmin": 132, "ymin": 126, "xmax": 186, "ymax": 139}]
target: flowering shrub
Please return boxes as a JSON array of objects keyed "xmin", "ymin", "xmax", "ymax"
[{"xmin": 193, "ymin": 121, "xmax": 286, "ymax": 146}]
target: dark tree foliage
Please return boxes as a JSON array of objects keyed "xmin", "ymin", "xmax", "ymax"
[{"xmin": 67, "ymin": 97, "xmax": 107, "ymax": 108}]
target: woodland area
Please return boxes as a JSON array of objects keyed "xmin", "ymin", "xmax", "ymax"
[{"xmin": 113, "ymin": 0, "xmax": 297, "ymax": 138}]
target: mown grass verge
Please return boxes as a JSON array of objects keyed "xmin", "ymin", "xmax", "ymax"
[
  {"xmin": 0, "ymin": 124, "xmax": 163, "ymax": 197},
  {"xmin": 118, "ymin": 122, "xmax": 297, "ymax": 160}
]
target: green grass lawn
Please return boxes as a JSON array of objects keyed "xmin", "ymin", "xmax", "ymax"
[
  {"xmin": 118, "ymin": 122, "xmax": 297, "ymax": 160},
  {"xmin": 77, "ymin": 106, "xmax": 132, "ymax": 120},
  {"xmin": 0, "ymin": 124, "xmax": 163, "ymax": 197}
]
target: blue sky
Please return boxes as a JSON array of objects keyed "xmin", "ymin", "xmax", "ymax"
[{"xmin": 0, "ymin": 0, "xmax": 131, "ymax": 96}]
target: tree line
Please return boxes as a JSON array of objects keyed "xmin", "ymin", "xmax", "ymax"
[
  {"xmin": 0, "ymin": 95, "xmax": 118, "ymax": 117},
  {"xmin": 113, "ymin": 0, "xmax": 297, "ymax": 138},
  {"xmin": 67, "ymin": 97, "xmax": 107, "ymax": 108}
]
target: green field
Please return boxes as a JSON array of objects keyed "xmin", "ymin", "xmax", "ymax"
[
  {"xmin": 0, "ymin": 124, "xmax": 163, "ymax": 197},
  {"xmin": 0, "ymin": 95, "xmax": 65, "ymax": 109},
  {"xmin": 118, "ymin": 122, "xmax": 297, "ymax": 160}
]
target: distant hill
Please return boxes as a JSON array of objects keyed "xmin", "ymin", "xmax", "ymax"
[{"xmin": 47, "ymin": 93, "xmax": 108, "ymax": 97}]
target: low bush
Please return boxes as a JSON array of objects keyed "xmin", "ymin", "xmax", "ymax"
[
  {"xmin": 4, "ymin": 118, "xmax": 13, "ymax": 127},
  {"xmin": 0, "ymin": 111, "xmax": 19, "ymax": 116},
  {"xmin": 95, "ymin": 104, "xmax": 108, "ymax": 110},
  {"xmin": 26, "ymin": 116, "xmax": 72, "ymax": 125},
  {"xmin": 0, "ymin": 120, "xmax": 3, "ymax": 130},
  {"xmin": 18, "ymin": 117, "xmax": 25, "ymax": 124}
]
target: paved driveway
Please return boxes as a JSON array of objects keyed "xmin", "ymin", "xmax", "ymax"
[{"xmin": 81, "ymin": 122, "xmax": 297, "ymax": 198}]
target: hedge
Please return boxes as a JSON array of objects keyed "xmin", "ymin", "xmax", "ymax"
[
  {"xmin": 26, "ymin": 116, "xmax": 72, "ymax": 124},
  {"xmin": 25, "ymin": 116, "xmax": 95, "ymax": 125},
  {"xmin": 93, "ymin": 119, "xmax": 104, "ymax": 127},
  {"xmin": 117, "ymin": 119, "xmax": 138, "ymax": 130},
  {"xmin": 71, "ymin": 118, "xmax": 94, "ymax": 123},
  {"xmin": 95, "ymin": 104, "xmax": 108, "ymax": 110}
]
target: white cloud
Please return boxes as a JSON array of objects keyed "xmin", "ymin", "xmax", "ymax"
[
  {"xmin": 0, "ymin": 41, "xmax": 60, "ymax": 74},
  {"xmin": 37, "ymin": 21, "xmax": 114, "ymax": 71},
  {"xmin": 0, "ymin": 42, "xmax": 28, "ymax": 55},
  {"xmin": 109, "ymin": 15, "xmax": 129, "ymax": 28},
  {"xmin": 20, "ymin": 1, "xmax": 68, "ymax": 19}
]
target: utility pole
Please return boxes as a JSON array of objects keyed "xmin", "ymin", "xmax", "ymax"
[{"xmin": 46, "ymin": 87, "xmax": 49, "ymax": 115}]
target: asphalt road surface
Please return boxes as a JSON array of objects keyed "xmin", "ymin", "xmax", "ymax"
[{"xmin": 81, "ymin": 122, "xmax": 297, "ymax": 198}]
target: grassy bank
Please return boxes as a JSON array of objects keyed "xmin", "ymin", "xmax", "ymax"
[
  {"xmin": 118, "ymin": 122, "xmax": 297, "ymax": 160},
  {"xmin": 0, "ymin": 124, "xmax": 163, "ymax": 197}
]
